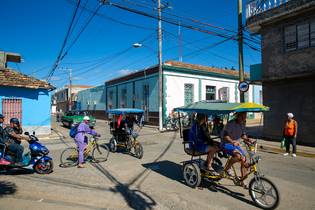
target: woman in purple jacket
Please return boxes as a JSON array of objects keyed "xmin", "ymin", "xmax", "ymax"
[{"xmin": 75, "ymin": 116, "xmax": 100, "ymax": 168}]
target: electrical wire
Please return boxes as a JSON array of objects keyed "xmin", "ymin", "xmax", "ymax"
[{"xmin": 46, "ymin": 0, "xmax": 82, "ymax": 81}]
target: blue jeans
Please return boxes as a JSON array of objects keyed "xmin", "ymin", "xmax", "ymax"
[
  {"xmin": 285, "ymin": 136, "xmax": 296, "ymax": 154},
  {"xmin": 8, "ymin": 143, "xmax": 24, "ymax": 163}
]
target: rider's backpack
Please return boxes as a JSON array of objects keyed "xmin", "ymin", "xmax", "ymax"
[{"xmin": 69, "ymin": 124, "xmax": 79, "ymax": 138}]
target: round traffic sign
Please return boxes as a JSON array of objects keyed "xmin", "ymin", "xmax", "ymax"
[{"xmin": 238, "ymin": 81, "xmax": 249, "ymax": 92}]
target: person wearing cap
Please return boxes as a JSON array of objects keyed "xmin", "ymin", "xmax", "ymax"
[
  {"xmin": 283, "ymin": 113, "xmax": 298, "ymax": 157},
  {"xmin": 74, "ymin": 116, "xmax": 100, "ymax": 168},
  {"xmin": 4, "ymin": 118, "xmax": 30, "ymax": 166}
]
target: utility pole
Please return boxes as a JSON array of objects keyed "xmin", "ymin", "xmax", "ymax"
[
  {"xmin": 178, "ymin": 22, "xmax": 182, "ymax": 62},
  {"xmin": 238, "ymin": 0, "xmax": 245, "ymax": 103},
  {"xmin": 158, "ymin": 0, "xmax": 163, "ymax": 131},
  {"xmin": 68, "ymin": 68, "xmax": 73, "ymax": 111}
]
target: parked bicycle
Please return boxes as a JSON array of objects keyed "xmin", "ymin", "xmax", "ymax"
[{"xmin": 60, "ymin": 135, "xmax": 109, "ymax": 167}]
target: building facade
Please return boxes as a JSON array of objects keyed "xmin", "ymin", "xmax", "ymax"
[
  {"xmin": 76, "ymin": 85, "xmax": 106, "ymax": 119},
  {"xmin": 0, "ymin": 68, "xmax": 54, "ymax": 135},
  {"xmin": 53, "ymin": 85, "xmax": 94, "ymax": 113},
  {"xmin": 102, "ymin": 61, "xmax": 262, "ymax": 125},
  {"xmin": 246, "ymin": 0, "xmax": 315, "ymax": 145}
]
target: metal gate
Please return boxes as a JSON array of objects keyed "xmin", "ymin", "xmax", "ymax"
[{"xmin": 2, "ymin": 98, "xmax": 22, "ymax": 126}]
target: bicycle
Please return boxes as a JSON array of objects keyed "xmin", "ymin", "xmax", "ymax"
[
  {"xmin": 60, "ymin": 136, "xmax": 109, "ymax": 168},
  {"xmin": 183, "ymin": 140, "xmax": 280, "ymax": 210}
]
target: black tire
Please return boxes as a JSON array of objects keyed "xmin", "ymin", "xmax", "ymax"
[
  {"xmin": 249, "ymin": 177, "xmax": 280, "ymax": 210},
  {"xmin": 133, "ymin": 142, "xmax": 143, "ymax": 159},
  {"xmin": 183, "ymin": 162, "xmax": 202, "ymax": 188},
  {"xmin": 92, "ymin": 145, "xmax": 109, "ymax": 163},
  {"xmin": 109, "ymin": 138, "xmax": 117, "ymax": 153},
  {"xmin": 60, "ymin": 147, "xmax": 78, "ymax": 167},
  {"xmin": 34, "ymin": 159, "xmax": 54, "ymax": 174}
]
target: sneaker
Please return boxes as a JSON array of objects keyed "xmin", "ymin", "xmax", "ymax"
[
  {"xmin": 292, "ymin": 153, "xmax": 297, "ymax": 157},
  {"xmin": 0, "ymin": 158, "xmax": 10, "ymax": 165},
  {"xmin": 283, "ymin": 153, "xmax": 289, "ymax": 156}
]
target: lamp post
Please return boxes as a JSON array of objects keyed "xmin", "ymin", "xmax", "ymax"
[{"xmin": 157, "ymin": 0, "xmax": 163, "ymax": 131}]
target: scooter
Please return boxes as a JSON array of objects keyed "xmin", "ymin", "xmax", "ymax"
[{"xmin": 0, "ymin": 132, "xmax": 54, "ymax": 174}]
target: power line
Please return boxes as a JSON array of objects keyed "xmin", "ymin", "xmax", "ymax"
[
  {"xmin": 46, "ymin": 0, "xmax": 82, "ymax": 81},
  {"xmin": 66, "ymin": 0, "xmax": 155, "ymax": 31}
]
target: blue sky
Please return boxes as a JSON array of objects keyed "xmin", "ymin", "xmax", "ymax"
[{"xmin": 0, "ymin": 0, "xmax": 261, "ymax": 88}]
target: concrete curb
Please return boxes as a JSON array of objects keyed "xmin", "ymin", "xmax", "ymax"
[{"xmin": 258, "ymin": 144, "xmax": 315, "ymax": 158}]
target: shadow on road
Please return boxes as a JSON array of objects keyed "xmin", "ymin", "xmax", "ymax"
[
  {"xmin": 0, "ymin": 168, "xmax": 34, "ymax": 175},
  {"xmin": 0, "ymin": 181, "xmax": 17, "ymax": 197},
  {"xmin": 142, "ymin": 160, "xmax": 183, "ymax": 184},
  {"xmin": 91, "ymin": 162, "xmax": 156, "ymax": 210},
  {"xmin": 205, "ymin": 182, "xmax": 257, "ymax": 208}
]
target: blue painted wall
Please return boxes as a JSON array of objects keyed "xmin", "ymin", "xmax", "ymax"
[
  {"xmin": 106, "ymin": 74, "xmax": 159, "ymax": 112},
  {"xmin": 76, "ymin": 85, "xmax": 106, "ymax": 111},
  {"xmin": 0, "ymin": 86, "xmax": 51, "ymax": 128}
]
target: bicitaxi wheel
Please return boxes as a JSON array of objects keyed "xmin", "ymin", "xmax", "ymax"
[
  {"xmin": 249, "ymin": 176, "xmax": 280, "ymax": 210},
  {"xmin": 183, "ymin": 162, "xmax": 201, "ymax": 188}
]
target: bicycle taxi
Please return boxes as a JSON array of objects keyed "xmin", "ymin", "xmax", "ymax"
[
  {"xmin": 107, "ymin": 108, "xmax": 144, "ymax": 159},
  {"xmin": 174, "ymin": 101, "xmax": 280, "ymax": 210}
]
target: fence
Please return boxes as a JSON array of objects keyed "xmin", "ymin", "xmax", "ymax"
[{"xmin": 246, "ymin": 0, "xmax": 291, "ymax": 18}]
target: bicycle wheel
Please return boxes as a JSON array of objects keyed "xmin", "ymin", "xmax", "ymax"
[
  {"xmin": 133, "ymin": 142, "xmax": 143, "ymax": 159},
  {"xmin": 60, "ymin": 147, "xmax": 78, "ymax": 167},
  {"xmin": 249, "ymin": 177, "xmax": 280, "ymax": 210},
  {"xmin": 92, "ymin": 144, "xmax": 109, "ymax": 163}
]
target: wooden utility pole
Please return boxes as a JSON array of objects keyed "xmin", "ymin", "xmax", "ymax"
[
  {"xmin": 238, "ymin": 0, "xmax": 245, "ymax": 102},
  {"xmin": 158, "ymin": 0, "xmax": 163, "ymax": 131}
]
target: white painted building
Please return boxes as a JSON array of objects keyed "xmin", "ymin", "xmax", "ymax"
[{"xmin": 101, "ymin": 61, "xmax": 262, "ymax": 126}]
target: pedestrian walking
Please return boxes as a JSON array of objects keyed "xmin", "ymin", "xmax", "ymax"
[{"xmin": 283, "ymin": 113, "xmax": 298, "ymax": 157}]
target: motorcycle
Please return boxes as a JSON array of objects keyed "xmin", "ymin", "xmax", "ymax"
[{"xmin": 0, "ymin": 132, "xmax": 54, "ymax": 174}]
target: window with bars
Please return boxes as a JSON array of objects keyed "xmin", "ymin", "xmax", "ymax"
[
  {"xmin": 206, "ymin": 86, "xmax": 216, "ymax": 100},
  {"xmin": 108, "ymin": 91, "xmax": 113, "ymax": 109},
  {"xmin": 218, "ymin": 87, "xmax": 229, "ymax": 102},
  {"xmin": 1, "ymin": 98, "xmax": 22, "ymax": 126},
  {"xmin": 311, "ymin": 19, "xmax": 315, "ymax": 47},
  {"xmin": 184, "ymin": 84, "xmax": 194, "ymax": 105},
  {"xmin": 120, "ymin": 89, "xmax": 127, "ymax": 108},
  {"xmin": 284, "ymin": 19, "xmax": 315, "ymax": 52},
  {"xmin": 284, "ymin": 25, "xmax": 297, "ymax": 52},
  {"xmin": 297, "ymin": 23, "xmax": 310, "ymax": 49}
]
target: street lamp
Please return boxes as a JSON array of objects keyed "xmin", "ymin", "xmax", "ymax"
[{"xmin": 132, "ymin": 43, "xmax": 143, "ymax": 48}]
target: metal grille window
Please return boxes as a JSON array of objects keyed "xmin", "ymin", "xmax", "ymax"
[
  {"xmin": 284, "ymin": 25, "xmax": 297, "ymax": 52},
  {"xmin": 311, "ymin": 19, "xmax": 315, "ymax": 47},
  {"xmin": 206, "ymin": 86, "xmax": 216, "ymax": 100},
  {"xmin": 120, "ymin": 89, "xmax": 127, "ymax": 108},
  {"xmin": 184, "ymin": 84, "xmax": 194, "ymax": 105},
  {"xmin": 2, "ymin": 98, "xmax": 22, "ymax": 126},
  {"xmin": 297, "ymin": 23, "xmax": 310, "ymax": 49},
  {"xmin": 108, "ymin": 91, "xmax": 113, "ymax": 109},
  {"xmin": 218, "ymin": 87, "xmax": 229, "ymax": 102}
]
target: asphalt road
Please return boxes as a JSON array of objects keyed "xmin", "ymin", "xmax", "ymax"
[{"xmin": 0, "ymin": 118, "xmax": 315, "ymax": 210}]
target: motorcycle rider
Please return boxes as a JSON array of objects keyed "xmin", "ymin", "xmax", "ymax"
[{"xmin": 4, "ymin": 118, "xmax": 30, "ymax": 166}]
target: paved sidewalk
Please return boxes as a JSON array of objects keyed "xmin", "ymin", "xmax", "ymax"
[{"xmin": 257, "ymin": 139, "xmax": 315, "ymax": 158}]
